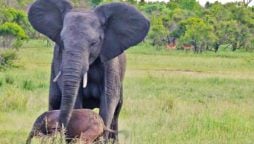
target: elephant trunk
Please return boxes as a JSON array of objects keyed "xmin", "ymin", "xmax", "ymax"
[{"xmin": 59, "ymin": 50, "xmax": 88, "ymax": 127}]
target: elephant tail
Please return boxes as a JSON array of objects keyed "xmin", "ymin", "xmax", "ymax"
[
  {"xmin": 26, "ymin": 131, "xmax": 34, "ymax": 144},
  {"xmin": 103, "ymin": 126, "xmax": 117, "ymax": 134},
  {"xmin": 103, "ymin": 126, "xmax": 130, "ymax": 140}
]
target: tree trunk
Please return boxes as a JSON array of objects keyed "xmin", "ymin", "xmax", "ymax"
[{"xmin": 214, "ymin": 43, "xmax": 220, "ymax": 53}]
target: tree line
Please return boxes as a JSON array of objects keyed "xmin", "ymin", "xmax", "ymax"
[
  {"xmin": 140, "ymin": 0, "xmax": 254, "ymax": 52},
  {"xmin": 0, "ymin": 0, "xmax": 254, "ymax": 52}
]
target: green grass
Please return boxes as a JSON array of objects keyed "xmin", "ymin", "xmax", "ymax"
[{"xmin": 1, "ymin": 40, "xmax": 254, "ymax": 143}]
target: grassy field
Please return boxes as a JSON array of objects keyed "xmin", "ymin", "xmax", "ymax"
[{"xmin": 0, "ymin": 41, "xmax": 254, "ymax": 144}]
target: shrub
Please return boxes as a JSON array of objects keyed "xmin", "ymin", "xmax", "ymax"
[
  {"xmin": 0, "ymin": 79, "xmax": 3, "ymax": 87},
  {"xmin": 5, "ymin": 75, "xmax": 14, "ymax": 84},
  {"xmin": 0, "ymin": 22, "xmax": 28, "ymax": 48},
  {"xmin": 22, "ymin": 80, "xmax": 36, "ymax": 91},
  {"xmin": 0, "ymin": 49, "xmax": 17, "ymax": 69},
  {"xmin": 0, "ymin": 7, "xmax": 26, "ymax": 24},
  {"xmin": 148, "ymin": 14, "xmax": 169, "ymax": 46},
  {"xmin": 0, "ymin": 22, "xmax": 28, "ymax": 39}
]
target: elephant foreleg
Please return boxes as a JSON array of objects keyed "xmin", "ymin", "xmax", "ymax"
[
  {"xmin": 99, "ymin": 58, "xmax": 121, "ymax": 142},
  {"xmin": 99, "ymin": 94, "xmax": 120, "ymax": 140}
]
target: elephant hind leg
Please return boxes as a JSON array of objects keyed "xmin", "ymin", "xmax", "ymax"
[{"xmin": 109, "ymin": 86, "xmax": 123, "ymax": 143}]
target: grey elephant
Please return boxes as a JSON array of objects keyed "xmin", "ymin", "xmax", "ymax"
[{"xmin": 28, "ymin": 0, "xmax": 149, "ymax": 142}]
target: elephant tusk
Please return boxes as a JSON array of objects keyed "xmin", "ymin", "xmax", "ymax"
[
  {"xmin": 83, "ymin": 73, "xmax": 88, "ymax": 88},
  {"xmin": 53, "ymin": 71, "xmax": 62, "ymax": 82}
]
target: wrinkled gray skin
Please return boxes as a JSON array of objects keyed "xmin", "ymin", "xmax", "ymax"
[{"xmin": 28, "ymin": 0, "xmax": 149, "ymax": 142}]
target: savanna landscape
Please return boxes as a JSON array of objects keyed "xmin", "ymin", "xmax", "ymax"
[
  {"xmin": 1, "ymin": 0, "xmax": 254, "ymax": 144},
  {"xmin": 1, "ymin": 41, "xmax": 254, "ymax": 143}
]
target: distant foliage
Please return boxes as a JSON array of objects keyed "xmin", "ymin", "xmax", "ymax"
[
  {"xmin": 0, "ymin": 7, "xmax": 25, "ymax": 23},
  {"xmin": 0, "ymin": 0, "xmax": 33, "ymax": 8},
  {"xmin": 0, "ymin": 6, "xmax": 30, "ymax": 49},
  {"xmin": 0, "ymin": 22, "xmax": 27, "ymax": 38},
  {"xmin": 176, "ymin": 17, "xmax": 216, "ymax": 52},
  {"xmin": 148, "ymin": 14, "xmax": 169, "ymax": 46},
  {"xmin": 1, "ymin": 0, "xmax": 254, "ymax": 52},
  {"xmin": 138, "ymin": 1, "xmax": 254, "ymax": 52}
]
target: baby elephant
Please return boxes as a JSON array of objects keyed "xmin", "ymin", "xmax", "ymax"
[{"xmin": 26, "ymin": 109, "xmax": 106, "ymax": 144}]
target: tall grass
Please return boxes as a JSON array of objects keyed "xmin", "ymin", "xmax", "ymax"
[
  {"xmin": 0, "ymin": 49, "xmax": 18, "ymax": 70},
  {"xmin": 0, "ymin": 40, "xmax": 254, "ymax": 143}
]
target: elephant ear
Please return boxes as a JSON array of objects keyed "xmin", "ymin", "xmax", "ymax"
[
  {"xmin": 95, "ymin": 3, "xmax": 150, "ymax": 61},
  {"xmin": 28, "ymin": 0, "xmax": 72, "ymax": 44}
]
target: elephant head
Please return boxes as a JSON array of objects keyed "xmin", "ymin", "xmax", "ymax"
[
  {"xmin": 28, "ymin": 0, "xmax": 149, "ymax": 127},
  {"xmin": 26, "ymin": 111, "xmax": 60, "ymax": 144}
]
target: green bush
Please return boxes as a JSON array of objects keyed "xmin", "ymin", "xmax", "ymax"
[
  {"xmin": 0, "ymin": 7, "xmax": 33, "ymax": 37},
  {"xmin": 22, "ymin": 80, "xmax": 36, "ymax": 91},
  {"xmin": 148, "ymin": 14, "xmax": 169, "ymax": 46},
  {"xmin": 0, "ymin": 22, "xmax": 28, "ymax": 39},
  {"xmin": 0, "ymin": 6, "xmax": 30, "ymax": 48},
  {"xmin": 5, "ymin": 75, "xmax": 14, "ymax": 85},
  {"xmin": 0, "ymin": 22, "xmax": 28, "ymax": 48},
  {"xmin": 0, "ymin": 79, "xmax": 3, "ymax": 87},
  {"xmin": 0, "ymin": 8, "xmax": 26, "ymax": 24},
  {"xmin": 0, "ymin": 49, "xmax": 17, "ymax": 69}
]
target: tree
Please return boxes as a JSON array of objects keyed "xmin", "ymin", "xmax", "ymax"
[
  {"xmin": 0, "ymin": 7, "xmax": 29, "ymax": 48},
  {"xmin": 138, "ymin": 3, "xmax": 171, "ymax": 46},
  {"xmin": 203, "ymin": 3, "xmax": 236, "ymax": 51},
  {"xmin": 0, "ymin": 22, "xmax": 28, "ymax": 48},
  {"xmin": 221, "ymin": 3, "xmax": 254, "ymax": 51},
  {"xmin": 0, "ymin": 0, "xmax": 33, "ymax": 9},
  {"xmin": 148, "ymin": 14, "xmax": 169, "ymax": 46},
  {"xmin": 169, "ymin": 0, "xmax": 203, "ymax": 15},
  {"xmin": 174, "ymin": 17, "xmax": 216, "ymax": 52},
  {"xmin": 138, "ymin": 2, "xmax": 168, "ymax": 15}
]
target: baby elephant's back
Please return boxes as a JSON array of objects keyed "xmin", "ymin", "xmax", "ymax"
[{"xmin": 67, "ymin": 109, "xmax": 104, "ymax": 139}]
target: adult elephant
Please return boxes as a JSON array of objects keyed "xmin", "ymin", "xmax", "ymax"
[{"xmin": 28, "ymin": 0, "xmax": 149, "ymax": 142}]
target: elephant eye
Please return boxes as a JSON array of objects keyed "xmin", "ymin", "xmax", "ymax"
[{"xmin": 90, "ymin": 40, "xmax": 98, "ymax": 47}]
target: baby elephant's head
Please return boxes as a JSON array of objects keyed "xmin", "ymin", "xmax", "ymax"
[{"xmin": 26, "ymin": 111, "xmax": 61, "ymax": 144}]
